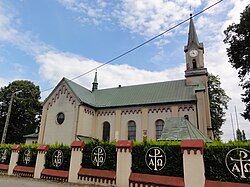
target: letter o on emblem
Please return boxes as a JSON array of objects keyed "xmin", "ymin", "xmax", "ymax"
[{"xmin": 145, "ymin": 147, "xmax": 166, "ymax": 171}]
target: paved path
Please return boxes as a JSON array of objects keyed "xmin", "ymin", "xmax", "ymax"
[{"xmin": 0, "ymin": 175, "xmax": 105, "ymax": 187}]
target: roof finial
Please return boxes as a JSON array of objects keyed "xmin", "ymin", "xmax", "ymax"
[
  {"xmin": 92, "ymin": 70, "xmax": 98, "ymax": 91},
  {"xmin": 189, "ymin": 5, "xmax": 192, "ymax": 17}
]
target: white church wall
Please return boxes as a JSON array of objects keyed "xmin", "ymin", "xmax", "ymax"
[
  {"xmin": 42, "ymin": 85, "xmax": 79, "ymax": 145},
  {"xmin": 120, "ymin": 108, "xmax": 142, "ymax": 141},
  {"xmin": 147, "ymin": 106, "xmax": 172, "ymax": 140},
  {"xmin": 96, "ymin": 110, "xmax": 116, "ymax": 141},
  {"xmin": 78, "ymin": 107, "xmax": 94, "ymax": 137}
]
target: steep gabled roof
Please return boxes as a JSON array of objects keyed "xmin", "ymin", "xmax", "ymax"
[
  {"xmin": 65, "ymin": 78, "xmax": 96, "ymax": 106},
  {"xmin": 63, "ymin": 78, "xmax": 197, "ymax": 108},
  {"xmin": 184, "ymin": 14, "xmax": 204, "ymax": 51}
]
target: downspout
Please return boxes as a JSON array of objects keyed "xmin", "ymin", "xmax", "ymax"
[{"xmin": 74, "ymin": 104, "xmax": 81, "ymax": 140}]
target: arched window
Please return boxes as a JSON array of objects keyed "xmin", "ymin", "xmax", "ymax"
[
  {"xmin": 128, "ymin": 121, "xmax": 136, "ymax": 140},
  {"xmin": 156, "ymin": 119, "xmax": 164, "ymax": 140},
  {"xmin": 192, "ymin": 59, "xmax": 197, "ymax": 69},
  {"xmin": 102, "ymin": 122, "xmax": 110, "ymax": 141},
  {"xmin": 184, "ymin": 115, "xmax": 189, "ymax": 121}
]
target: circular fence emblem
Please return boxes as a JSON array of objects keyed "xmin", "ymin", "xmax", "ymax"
[
  {"xmin": 0, "ymin": 149, "xmax": 9, "ymax": 163},
  {"xmin": 225, "ymin": 148, "xmax": 250, "ymax": 179},
  {"xmin": 52, "ymin": 150, "xmax": 64, "ymax": 168},
  {"xmin": 23, "ymin": 149, "xmax": 32, "ymax": 165},
  {"xmin": 145, "ymin": 147, "xmax": 166, "ymax": 171},
  {"xmin": 91, "ymin": 146, "xmax": 106, "ymax": 167}
]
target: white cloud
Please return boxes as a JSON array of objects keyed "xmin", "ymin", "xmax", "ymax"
[
  {"xmin": 36, "ymin": 50, "xmax": 185, "ymax": 92},
  {"xmin": 58, "ymin": 0, "xmax": 112, "ymax": 25}
]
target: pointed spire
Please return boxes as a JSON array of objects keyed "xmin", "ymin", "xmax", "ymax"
[
  {"xmin": 187, "ymin": 14, "xmax": 200, "ymax": 47},
  {"xmin": 92, "ymin": 71, "xmax": 98, "ymax": 91}
]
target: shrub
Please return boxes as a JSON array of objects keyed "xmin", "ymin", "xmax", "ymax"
[
  {"xmin": 44, "ymin": 144, "xmax": 71, "ymax": 171},
  {"xmin": 81, "ymin": 140, "xmax": 116, "ymax": 171},
  {"xmin": 204, "ymin": 141, "xmax": 250, "ymax": 184},
  {"xmin": 0, "ymin": 144, "xmax": 12, "ymax": 164},
  {"xmin": 131, "ymin": 141, "xmax": 183, "ymax": 177},
  {"xmin": 17, "ymin": 144, "xmax": 38, "ymax": 167}
]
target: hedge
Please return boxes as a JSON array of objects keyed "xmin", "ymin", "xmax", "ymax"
[
  {"xmin": 44, "ymin": 144, "xmax": 71, "ymax": 171},
  {"xmin": 204, "ymin": 141, "xmax": 250, "ymax": 184},
  {"xmin": 81, "ymin": 140, "xmax": 116, "ymax": 171},
  {"xmin": 16, "ymin": 144, "xmax": 38, "ymax": 167},
  {"xmin": 0, "ymin": 144, "xmax": 12, "ymax": 165},
  {"xmin": 131, "ymin": 141, "xmax": 183, "ymax": 177}
]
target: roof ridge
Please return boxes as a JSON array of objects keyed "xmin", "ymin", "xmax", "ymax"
[{"xmin": 94, "ymin": 79, "xmax": 188, "ymax": 92}]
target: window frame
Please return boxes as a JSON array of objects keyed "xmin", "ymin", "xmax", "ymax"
[
  {"xmin": 155, "ymin": 119, "xmax": 164, "ymax": 140},
  {"xmin": 102, "ymin": 122, "xmax": 110, "ymax": 141},
  {"xmin": 128, "ymin": 120, "xmax": 136, "ymax": 141}
]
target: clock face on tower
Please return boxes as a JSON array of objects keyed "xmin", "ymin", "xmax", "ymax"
[{"xmin": 189, "ymin": 49, "xmax": 198, "ymax": 57}]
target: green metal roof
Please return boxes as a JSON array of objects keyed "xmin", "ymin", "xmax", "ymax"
[
  {"xmin": 63, "ymin": 78, "xmax": 197, "ymax": 108},
  {"xmin": 158, "ymin": 117, "xmax": 212, "ymax": 142}
]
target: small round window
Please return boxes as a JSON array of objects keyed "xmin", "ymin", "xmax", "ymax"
[{"xmin": 56, "ymin": 112, "xmax": 65, "ymax": 125}]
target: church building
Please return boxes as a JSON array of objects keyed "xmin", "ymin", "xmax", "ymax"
[{"xmin": 37, "ymin": 16, "xmax": 213, "ymax": 145}]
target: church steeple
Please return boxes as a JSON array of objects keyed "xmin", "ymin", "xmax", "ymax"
[
  {"xmin": 188, "ymin": 14, "xmax": 200, "ymax": 47},
  {"xmin": 184, "ymin": 14, "xmax": 207, "ymax": 85},
  {"xmin": 185, "ymin": 14, "xmax": 203, "ymax": 50},
  {"xmin": 92, "ymin": 71, "xmax": 98, "ymax": 91}
]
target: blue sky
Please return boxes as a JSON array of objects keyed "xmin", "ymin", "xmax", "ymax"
[{"xmin": 0, "ymin": 0, "xmax": 249, "ymax": 141}]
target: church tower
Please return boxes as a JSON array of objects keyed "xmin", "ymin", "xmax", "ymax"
[
  {"xmin": 184, "ymin": 14, "xmax": 207, "ymax": 86},
  {"xmin": 184, "ymin": 14, "xmax": 213, "ymax": 139}
]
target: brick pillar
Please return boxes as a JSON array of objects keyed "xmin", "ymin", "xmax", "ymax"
[
  {"xmin": 8, "ymin": 144, "xmax": 21, "ymax": 175},
  {"xmin": 68, "ymin": 141, "xmax": 85, "ymax": 183},
  {"xmin": 116, "ymin": 140, "xmax": 133, "ymax": 187},
  {"xmin": 34, "ymin": 144, "xmax": 48, "ymax": 179},
  {"xmin": 181, "ymin": 140, "xmax": 205, "ymax": 187}
]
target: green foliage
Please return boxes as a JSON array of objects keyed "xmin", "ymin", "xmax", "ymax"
[
  {"xmin": 132, "ymin": 141, "xmax": 183, "ymax": 177},
  {"xmin": 44, "ymin": 144, "xmax": 71, "ymax": 171},
  {"xmin": 208, "ymin": 74, "xmax": 231, "ymax": 139},
  {"xmin": 204, "ymin": 141, "xmax": 250, "ymax": 184},
  {"xmin": 224, "ymin": 5, "xmax": 250, "ymax": 120},
  {"xmin": 81, "ymin": 140, "xmax": 116, "ymax": 171},
  {"xmin": 17, "ymin": 144, "xmax": 38, "ymax": 167},
  {"xmin": 0, "ymin": 80, "xmax": 42, "ymax": 143},
  {"xmin": 236, "ymin": 129, "xmax": 247, "ymax": 141},
  {"xmin": 0, "ymin": 144, "xmax": 12, "ymax": 164}
]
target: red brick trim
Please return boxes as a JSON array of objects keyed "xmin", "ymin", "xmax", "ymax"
[
  {"xmin": 37, "ymin": 144, "xmax": 49, "ymax": 153},
  {"xmin": 78, "ymin": 168, "xmax": 116, "ymax": 184},
  {"xmin": 41, "ymin": 168, "xmax": 69, "ymax": 182},
  {"xmin": 0, "ymin": 164, "xmax": 8, "ymax": 173},
  {"xmin": 13, "ymin": 165, "xmax": 35, "ymax": 177},
  {"xmin": 71, "ymin": 141, "xmax": 85, "ymax": 151},
  {"xmin": 12, "ymin": 144, "xmax": 21, "ymax": 152},
  {"xmin": 129, "ymin": 173, "xmax": 184, "ymax": 187},
  {"xmin": 181, "ymin": 140, "xmax": 204, "ymax": 155},
  {"xmin": 116, "ymin": 140, "xmax": 133, "ymax": 152},
  {"xmin": 205, "ymin": 180, "xmax": 250, "ymax": 187}
]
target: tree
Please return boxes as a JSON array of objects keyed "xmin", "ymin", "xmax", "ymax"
[
  {"xmin": 236, "ymin": 129, "xmax": 243, "ymax": 141},
  {"xmin": 208, "ymin": 74, "xmax": 231, "ymax": 139},
  {"xmin": 0, "ymin": 80, "xmax": 42, "ymax": 143},
  {"xmin": 236, "ymin": 129, "xmax": 247, "ymax": 141},
  {"xmin": 224, "ymin": 5, "xmax": 250, "ymax": 120},
  {"xmin": 242, "ymin": 130, "xmax": 247, "ymax": 141}
]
